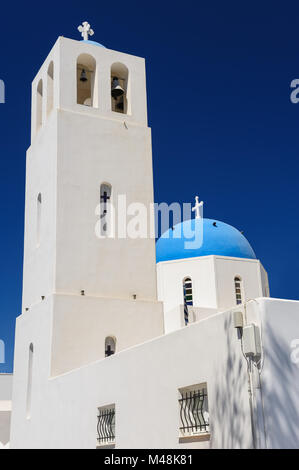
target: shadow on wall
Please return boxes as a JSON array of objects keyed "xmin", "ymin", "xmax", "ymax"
[
  {"xmin": 210, "ymin": 308, "xmax": 299, "ymax": 449},
  {"xmin": 261, "ymin": 319, "xmax": 299, "ymax": 449},
  {"xmin": 210, "ymin": 314, "xmax": 252, "ymax": 449}
]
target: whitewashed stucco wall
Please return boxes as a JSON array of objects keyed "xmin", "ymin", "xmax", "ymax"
[
  {"xmin": 11, "ymin": 298, "xmax": 299, "ymax": 449},
  {"xmin": 246, "ymin": 298, "xmax": 299, "ymax": 448},
  {"xmin": 157, "ymin": 255, "xmax": 267, "ymax": 333},
  {"xmin": 0, "ymin": 374, "xmax": 13, "ymax": 446},
  {"xmin": 10, "ymin": 306, "xmax": 253, "ymax": 449}
]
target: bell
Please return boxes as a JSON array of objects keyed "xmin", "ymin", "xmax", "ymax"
[
  {"xmin": 111, "ymin": 76, "xmax": 124, "ymax": 98},
  {"xmin": 80, "ymin": 69, "xmax": 88, "ymax": 82}
]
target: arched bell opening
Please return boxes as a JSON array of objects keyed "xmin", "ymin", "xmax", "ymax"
[
  {"xmin": 47, "ymin": 61, "xmax": 54, "ymax": 115},
  {"xmin": 76, "ymin": 54, "xmax": 98, "ymax": 107},
  {"xmin": 36, "ymin": 79, "xmax": 43, "ymax": 131},
  {"xmin": 110, "ymin": 62, "xmax": 130, "ymax": 114}
]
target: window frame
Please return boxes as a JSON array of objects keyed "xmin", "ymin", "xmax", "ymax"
[
  {"xmin": 97, "ymin": 404, "xmax": 116, "ymax": 448},
  {"xmin": 183, "ymin": 277, "xmax": 193, "ymax": 306},
  {"xmin": 178, "ymin": 383, "xmax": 210, "ymax": 441},
  {"xmin": 234, "ymin": 276, "xmax": 243, "ymax": 305}
]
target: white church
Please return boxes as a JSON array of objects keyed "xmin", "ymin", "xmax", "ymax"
[{"xmin": 1, "ymin": 23, "xmax": 299, "ymax": 449}]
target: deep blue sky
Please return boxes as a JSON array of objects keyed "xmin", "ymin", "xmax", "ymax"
[{"xmin": 1, "ymin": 0, "xmax": 299, "ymax": 372}]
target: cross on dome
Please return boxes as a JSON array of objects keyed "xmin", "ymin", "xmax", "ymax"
[
  {"xmin": 78, "ymin": 21, "xmax": 94, "ymax": 41},
  {"xmin": 192, "ymin": 196, "xmax": 204, "ymax": 220}
]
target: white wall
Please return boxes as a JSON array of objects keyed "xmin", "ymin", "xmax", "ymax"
[
  {"xmin": 157, "ymin": 256, "xmax": 217, "ymax": 332},
  {"xmin": 58, "ymin": 37, "xmax": 148, "ymax": 125},
  {"xmin": 22, "ymin": 110, "xmax": 57, "ymax": 311},
  {"xmin": 50, "ymin": 293, "xmax": 164, "ymax": 376},
  {"xmin": 214, "ymin": 256, "xmax": 264, "ymax": 309},
  {"xmin": 55, "ymin": 108, "xmax": 157, "ymax": 300},
  {"xmin": 10, "ymin": 305, "xmax": 253, "ymax": 449},
  {"xmin": 246, "ymin": 298, "xmax": 299, "ymax": 448},
  {"xmin": 260, "ymin": 264, "xmax": 270, "ymax": 297},
  {"xmin": 157, "ymin": 255, "xmax": 268, "ymax": 333},
  {"xmin": 11, "ymin": 298, "xmax": 299, "ymax": 449},
  {"xmin": 31, "ymin": 37, "xmax": 148, "ymax": 138},
  {"xmin": 0, "ymin": 374, "xmax": 13, "ymax": 446},
  {"xmin": 25, "ymin": 37, "xmax": 159, "ymax": 308}
]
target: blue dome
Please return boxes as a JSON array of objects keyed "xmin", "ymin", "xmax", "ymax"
[
  {"xmin": 156, "ymin": 218, "xmax": 256, "ymax": 263},
  {"xmin": 81, "ymin": 40, "xmax": 106, "ymax": 48}
]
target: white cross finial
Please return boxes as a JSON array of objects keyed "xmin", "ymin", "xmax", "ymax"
[
  {"xmin": 78, "ymin": 21, "xmax": 94, "ymax": 41},
  {"xmin": 192, "ymin": 196, "xmax": 204, "ymax": 220}
]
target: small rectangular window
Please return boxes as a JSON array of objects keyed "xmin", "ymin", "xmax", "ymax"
[
  {"xmin": 97, "ymin": 404, "xmax": 115, "ymax": 448},
  {"xmin": 234, "ymin": 277, "xmax": 243, "ymax": 305},
  {"xmin": 178, "ymin": 384, "xmax": 210, "ymax": 440}
]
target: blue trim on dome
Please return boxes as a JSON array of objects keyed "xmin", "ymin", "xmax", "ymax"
[
  {"xmin": 81, "ymin": 40, "xmax": 106, "ymax": 48},
  {"xmin": 156, "ymin": 218, "xmax": 256, "ymax": 263}
]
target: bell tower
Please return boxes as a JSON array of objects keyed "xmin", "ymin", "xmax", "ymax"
[{"xmin": 20, "ymin": 25, "xmax": 164, "ymax": 375}]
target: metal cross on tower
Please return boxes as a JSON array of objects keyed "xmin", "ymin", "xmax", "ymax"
[{"xmin": 78, "ymin": 21, "xmax": 94, "ymax": 41}]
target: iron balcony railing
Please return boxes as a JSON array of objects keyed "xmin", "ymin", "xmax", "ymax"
[
  {"xmin": 97, "ymin": 407, "xmax": 115, "ymax": 445},
  {"xmin": 179, "ymin": 389, "xmax": 209, "ymax": 436}
]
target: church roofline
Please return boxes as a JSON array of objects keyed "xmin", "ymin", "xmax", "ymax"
[{"xmin": 156, "ymin": 254, "xmax": 261, "ymax": 266}]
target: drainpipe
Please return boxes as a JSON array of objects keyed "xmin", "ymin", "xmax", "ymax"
[
  {"xmin": 247, "ymin": 357, "xmax": 257, "ymax": 448},
  {"xmin": 233, "ymin": 305, "xmax": 267, "ymax": 449}
]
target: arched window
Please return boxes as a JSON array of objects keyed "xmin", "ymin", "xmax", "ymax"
[
  {"xmin": 99, "ymin": 183, "xmax": 112, "ymax": 237},
  {"xmin": 37, "ymin": 193, "xmax": 42, "ymax": 247},
  {"xmin": 26, "ymin": 343, "xmax": 34, "ymax": 419},
  {"xmin": 36, "ymin": 79, "xmax": 43, "ymax": 131},
  {"xmin": 111, "ymin": 63, "xmax": 130, "ymax": 114},
  {"xmin": 234, "ymin": 276, "xmax": 243, "ymax": 305},
  {"xmin": 183, "ymin": 277, "xmax": 193, "ymax": 306},
  {"xmin": 77, "ymin": 54, "xmax": 97, "ymax": 107},
  {"xmin": 47, "ymin": 62, "xmax": 54, "ymax": 115},
  {"xmin": 105, "ymin": 337, "xmax": 116, "ymax": 357}
]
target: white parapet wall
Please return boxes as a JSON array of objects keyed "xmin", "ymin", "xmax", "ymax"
[
  {"xmin": 245, "ymin": 297, "xmax": 299, "ymax": 449},
  {"xmin": 0, "ymin": 374, "xmax": 13, "ymax": 447},
  {"xmin": 10, "ymin": 297, "xmax": 299, "ymax": 449},
  {"xmin": 11, "ymin": 304, "xmax": 253, "ymax": 449}
]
